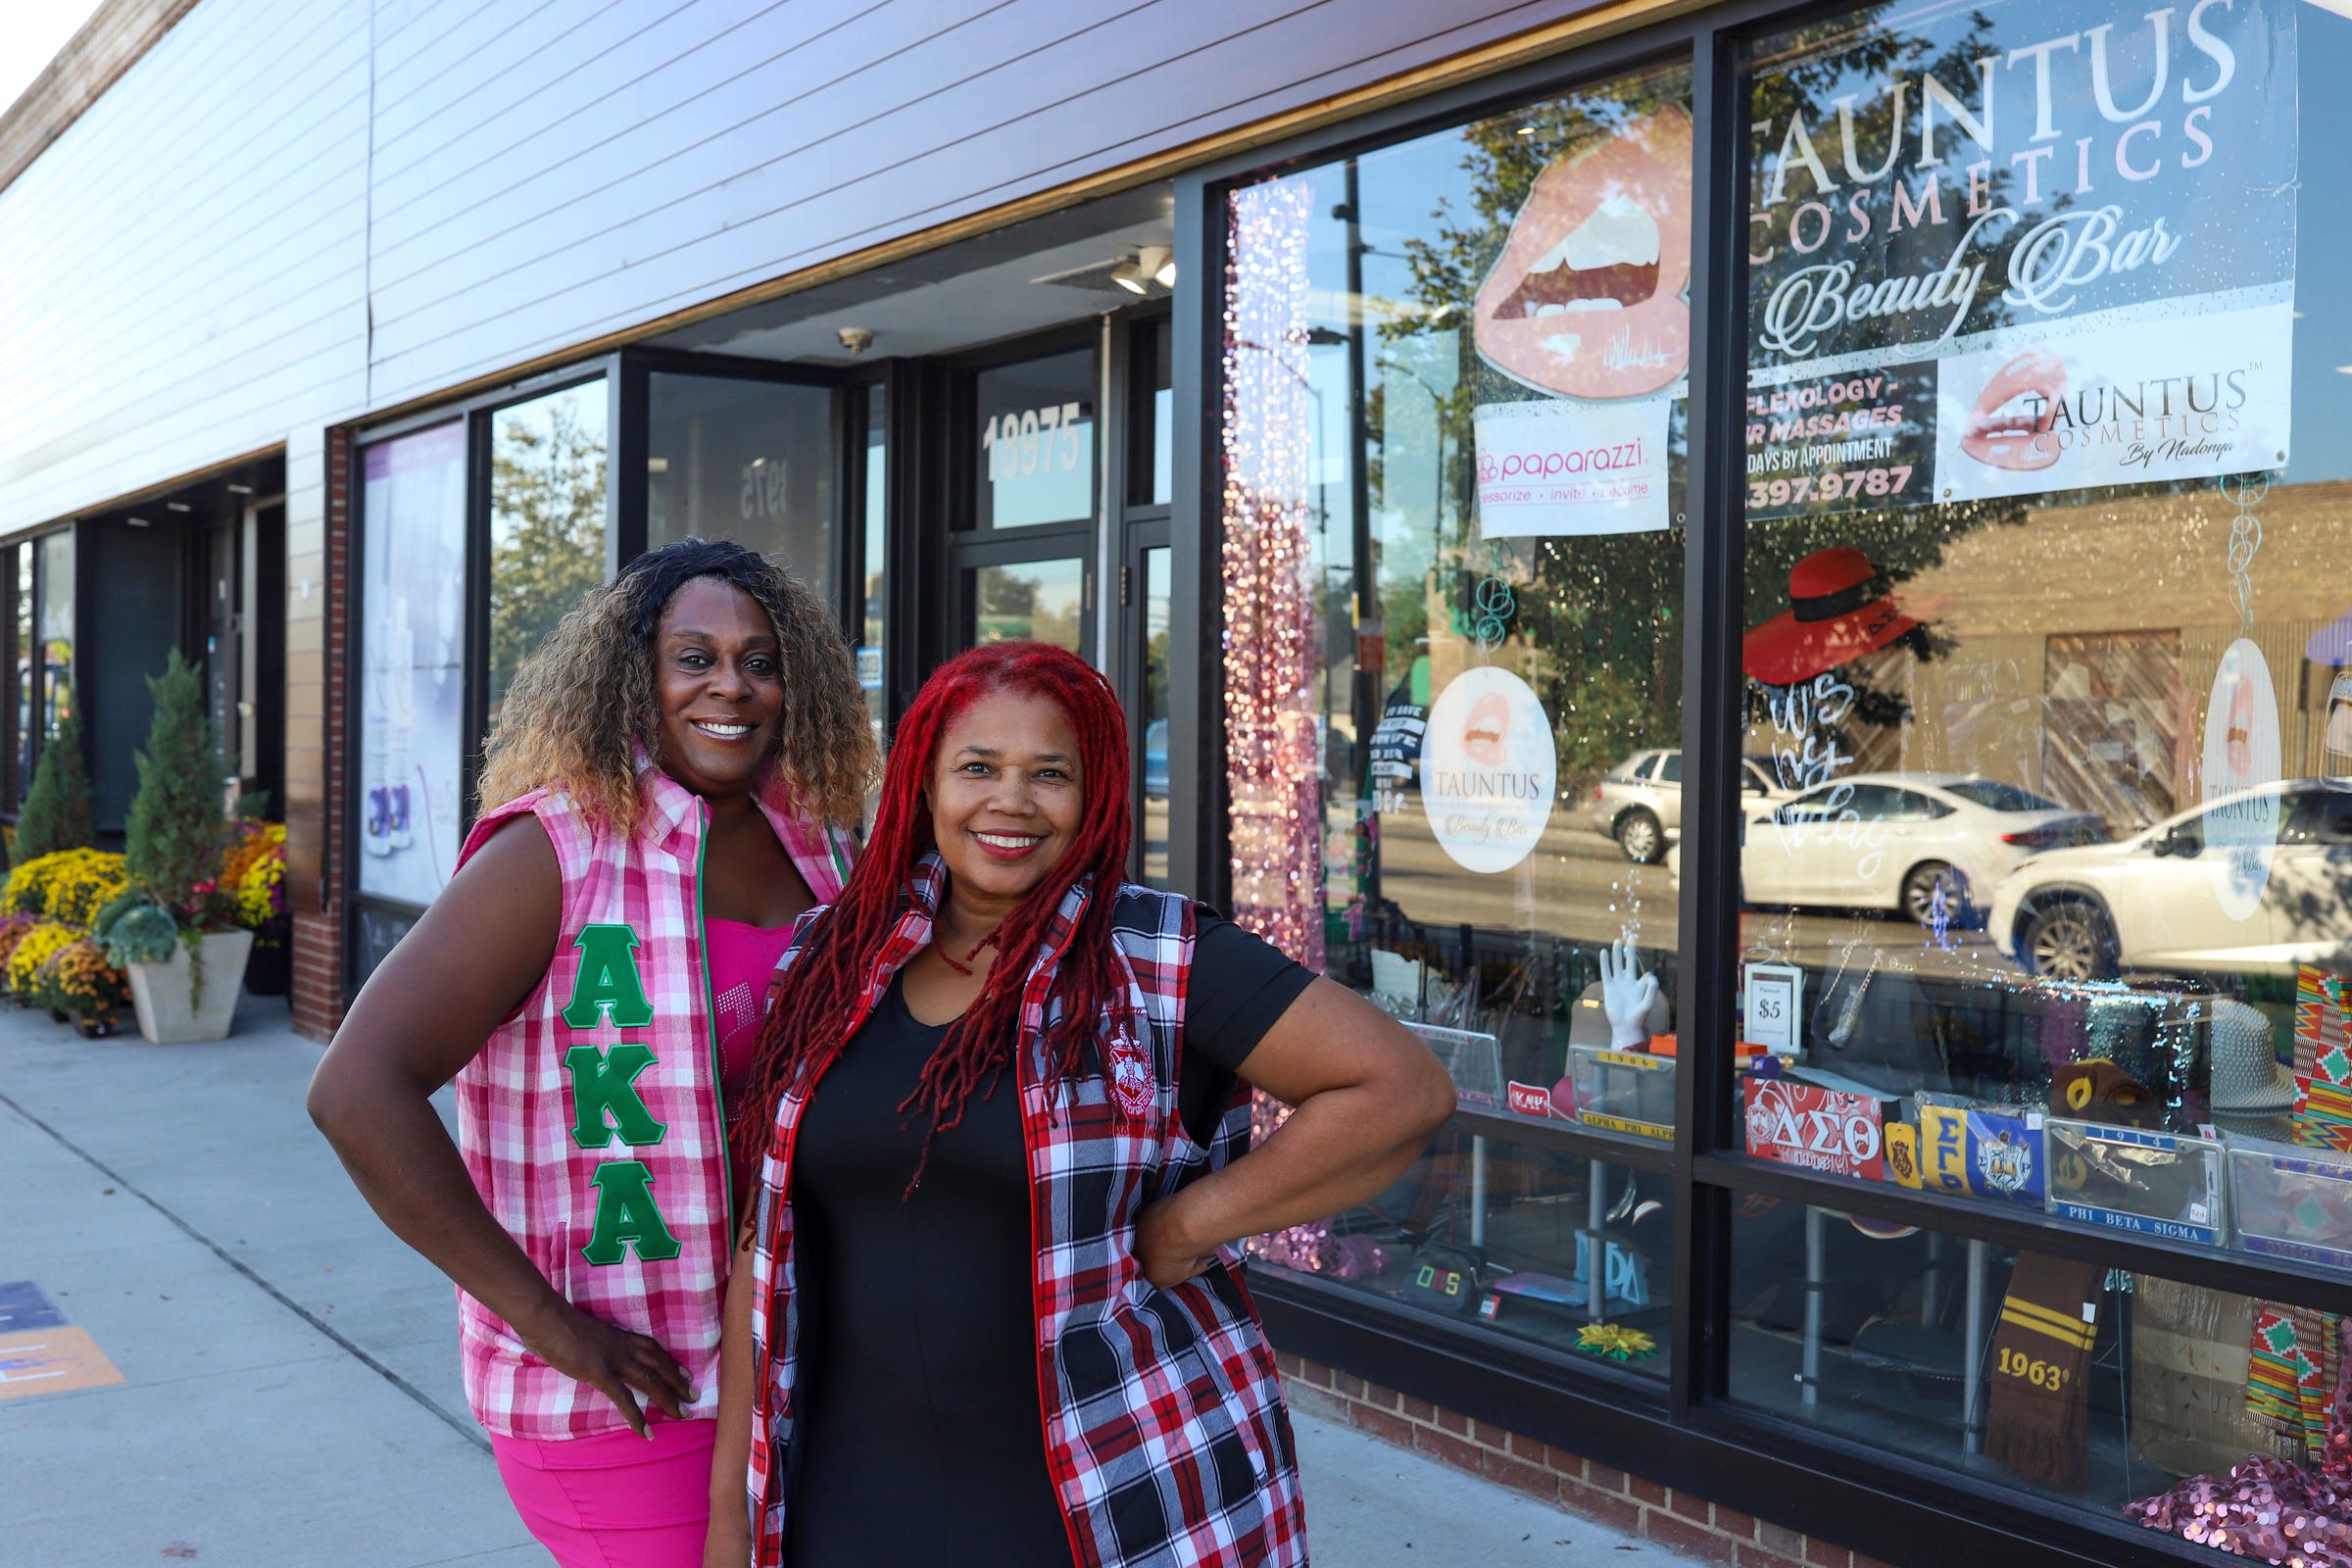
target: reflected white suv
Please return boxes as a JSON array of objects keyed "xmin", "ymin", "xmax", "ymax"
[{"xmin": 1989, "ymin": 780, "xmax": 2352, "ymax": 980}]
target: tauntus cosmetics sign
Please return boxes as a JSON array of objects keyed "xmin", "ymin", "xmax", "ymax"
[{"xmin": 1744, "ymin": 0, "xmax": 2296, "ymax": 514}]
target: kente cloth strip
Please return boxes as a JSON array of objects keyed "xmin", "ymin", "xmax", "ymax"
[{"xmin": 1985, "ymin": 1253, "xmax": 2103, "ymax": 1494}]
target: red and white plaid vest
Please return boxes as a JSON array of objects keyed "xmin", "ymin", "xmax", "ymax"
[
  {"xmin": 452, "ymin": 764, "xmax": 854, "ymax": 1442},
  {"xmin": 746, "ymin": 860, "xmax": 1308, "ymax": 1567}
]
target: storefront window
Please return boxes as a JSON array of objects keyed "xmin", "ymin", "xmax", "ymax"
[
  {"xmin": 1141, "ymin": 545, "xmax": 1172, "ymax": 886},
  {"xmin": 1731, "ymin": 0, "xmax": 2352, "ymax": 1548},
  {"xmin": 861, "ymin": 382, "xmax": 886, "ymax": 743},
  {"xmin": 38, "ymin": 529, "xmax": 73, "ymax": 739},
  {"xmin": 971, "ymin": 347, "xmax": 1096, "ymax": 529},
  {"xmin": 648, "ymin": 373, "xmax": 832, "ymax": 599},
  {"xmin": 1221, "ymin": 62, "xmax": 1694, "ymax": 1354},
  {"xmin": 489, "ymin": 380, "xmax": 610, "ymax": 725},
  {"xmin": 358, "ymin": 420, "xmax": 468, "ymax": 912}
]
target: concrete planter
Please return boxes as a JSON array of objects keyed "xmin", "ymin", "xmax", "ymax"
[{"xmin": 127, "ymin": 929, "xmax": 254, "ymax": 1044}]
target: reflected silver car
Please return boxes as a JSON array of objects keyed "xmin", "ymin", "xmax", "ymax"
[{"xmin": 1590, "ymin": 749, "xmax": 1787, "ymax": 863}]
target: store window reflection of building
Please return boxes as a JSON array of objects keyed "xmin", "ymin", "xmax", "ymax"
[
  {"xmin": 488, "ymin": 380, "xmax": 610, "ymax": 726},
  {"xmin": 1221, "ymin": 63, "xmax": 1692, "ymax": 1373},
  {"xmin": 972, "ymin": 560, "xmax": 1085, "ymax": 653},
  {"xmin": 647, "ymin": 373, "xmax": 833, "ymax": 601},
  {"xmin": 861, "ymin": 382, "xmax": 886, "ymax": 747},
  {"xmin": 1727, "ymin": 0, "xmax": 2352, "ymax": 1553}
]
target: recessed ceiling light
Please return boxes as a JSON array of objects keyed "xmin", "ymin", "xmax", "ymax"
[
  {"xmin": 225, "ymin": 483, "xmax": 254, "ymax": 495},
  {"xmin": 1516, "ymin": 125, "xmax": 1536, "ymax": 136},
  {"xmin": 126, "ymin": 516, "xmax": 150, "ymax": 527},
  {"xmin": 165, "ymin": 501, "xmax": 192, "ymax": 513}
]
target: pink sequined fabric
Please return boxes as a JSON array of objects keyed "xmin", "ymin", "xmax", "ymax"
[{"xmin": 2130, "ymin": 1324, "xmax": 2352, "ymax": 1564}]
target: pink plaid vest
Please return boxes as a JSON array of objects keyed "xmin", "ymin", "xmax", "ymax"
[{"xmin": 452, "ymin": 764, "xmax": 854, "ymax": 1442}]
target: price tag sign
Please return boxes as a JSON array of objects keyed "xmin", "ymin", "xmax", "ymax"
[{"xmin": 1743, "ymin": 962, "xmax": 1801, "ymax": 1056}]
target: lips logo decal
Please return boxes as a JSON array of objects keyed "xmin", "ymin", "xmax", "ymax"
[
  {"xmin": 1461, "ymin": 690, "xmax": 1512, "ymax": 765},
  {"xmin": 1960, "ymin": 351, "xmax": 2066, "ymax": 472},
  {"xmin": 1475, "ymin": 106, "xmax": 1692, "ymax": 402}
]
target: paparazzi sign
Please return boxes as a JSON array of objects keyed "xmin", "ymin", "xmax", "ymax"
[{"xmin": 1474, "ymin": 397, "xmax": 1673, "ymax": 536}]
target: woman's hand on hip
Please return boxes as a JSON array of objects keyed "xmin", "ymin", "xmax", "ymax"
[
  {"xmin": 515, "ymin": 1297, "xmax": 695, "ymax": 1439},
  {"xmin": 1136, "ymin": 1195, "xmax": 1219, "ymax": 1290}
]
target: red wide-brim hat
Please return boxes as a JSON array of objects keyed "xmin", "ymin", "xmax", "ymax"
[{"xmin": 1742, "ymin": 546, "xmax": 1919, "ymax": 686}]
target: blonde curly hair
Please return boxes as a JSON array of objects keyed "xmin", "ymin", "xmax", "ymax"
[{"xmin": 478, "ymin": 539, "xmax": 878, "ymax": 830}]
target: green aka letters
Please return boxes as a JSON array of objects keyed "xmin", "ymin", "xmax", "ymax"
[{"xmin": 561, "ymin": 924, "xmax": 680, "ymax": 1265}]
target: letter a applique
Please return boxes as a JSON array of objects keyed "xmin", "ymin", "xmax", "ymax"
[
  {"xmin": 580, "ymin": 1159, "xmax": 683, "ymax": 1265},
  {"xmin": 561, "ymin": 924, "xmax": 655, "ymax": 1029},
  {"xmin": 565, "ymin": 1043, "xmax": 667, "ymax": 1149}
]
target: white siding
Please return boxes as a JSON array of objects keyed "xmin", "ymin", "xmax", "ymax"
[
  {"xmin": 0, "ymin": 0, "xmax": 372, "ymax": 535},
  {"xmin": 0, "ymin": 0, "xmax": 1579, "ymax": 532},
  {"xmin": 364, "ymin": 0, "xmax": 1573, "ymax": 405}
]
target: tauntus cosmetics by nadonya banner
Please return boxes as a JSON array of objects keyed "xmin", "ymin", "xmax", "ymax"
[{"xmin": 1743, "ymin": 0, "xmax": 2297, "ymax": 517}]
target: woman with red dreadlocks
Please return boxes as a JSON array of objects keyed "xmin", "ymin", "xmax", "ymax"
[{"xmin": 702, "ymin": 641, "xmax": 1454, "ymax": 1568}]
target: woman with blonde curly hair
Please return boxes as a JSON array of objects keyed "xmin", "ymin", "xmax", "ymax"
[{"xmin": 311, "ymin": 538, "xmax": 877, "ymax": 1568}]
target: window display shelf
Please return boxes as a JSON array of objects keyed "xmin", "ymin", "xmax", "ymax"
[
  {"xmin": 1446, "ymin": 1101, "xmax": 1676, "ymax": 1173},
  {"xmin": 1698, "ymin": 1152, "xmax": 2352, "ymax": 1319}
]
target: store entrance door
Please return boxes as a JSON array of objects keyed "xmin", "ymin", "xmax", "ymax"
[{"xmin": 945, "ymin": 332, "xmax": 1101, "ymax": 662}]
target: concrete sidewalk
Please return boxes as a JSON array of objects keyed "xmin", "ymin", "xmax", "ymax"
[{"xmin": 0, "ymin": 998, "xmax": 1664, "ymax": 1566}]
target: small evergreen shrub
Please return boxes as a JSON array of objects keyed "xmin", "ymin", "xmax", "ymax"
[
  {"xmin": 12, "ymin": 685, "xmax": 92, "ymax": 865},
  {"xmin": 123, "ymin": 650, "xmax": 231, "ymax": 923}
]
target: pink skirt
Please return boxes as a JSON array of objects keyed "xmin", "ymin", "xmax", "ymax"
[{"xmin": 488, "ymin": 1418, "xmax": 717, "ymax": 1568}]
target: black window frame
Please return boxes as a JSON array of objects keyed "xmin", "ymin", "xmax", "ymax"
[{"xmin": 1169, "ymin": 4, "xmax": 2337, "ymax": 1563}]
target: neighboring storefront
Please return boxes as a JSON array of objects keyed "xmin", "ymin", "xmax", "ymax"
[{"xmin": 11, "ymin": 0, "xmax": 2352, "ymax": 1562}]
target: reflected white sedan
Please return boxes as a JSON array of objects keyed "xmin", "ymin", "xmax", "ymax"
[
  {"xmin": 1740, "ymin": 773, "xmax": 2109, "ymax": 925},
  {"xmin": 1988, "ymin": 780, "xmax": 2352, "ymax": 979}
]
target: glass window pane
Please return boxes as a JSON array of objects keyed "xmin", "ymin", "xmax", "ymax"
[
  {"xmin": 490, "ymin": 380, "xmax": 610, "ymax": 726},
  {"xmin": 647, "ymin": 373, "xmax": 833, "ymax": 598},
  {"xmin": 1259, "ymin": 1141, "xmax": 1672, "ymax": 1379},
  {"xmin": 1222, "ymin": 64, "xmax": 1693, "ymax": 1363},
  {"xmin": 1142, "ymin": 546, "xmax": 1171, "ymax": 887},
  {"xmin": 971, "ymin": 559, "xmax": 1085, "ymax": 652},
  {"xmin": 359, "ymin": 421, "xmax": 468, "ymax": 906},
  {"xmin": 1735, "ymin": 0, "xmax": 2343, "ymax": 1176},
  {"xmin": 1729, "ymin": 1204, "xmax": 2352, "ymax": 1552},
  {"xmin": 1131, "ymin": 318, "xmax": 1173, "ymax": 509},
  {"xmin": 38, "ymin": 530, "xmax": 72, "ymax": 739},
  {"xmin": 861, "ymin": 381, "xmax": 886, "ymax": 745},
  {"xmin": 973, "ymin": 349, "xmax": 1096, "ymax": 528},
  {"xmin": 14, "ymin": 546, "xmax": 29, "ymax": 802}
]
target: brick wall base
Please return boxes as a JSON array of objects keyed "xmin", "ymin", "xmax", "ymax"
[{"xmin": 1275, "ymin": 1353, "xmax": 1893, "ymax": 1568}]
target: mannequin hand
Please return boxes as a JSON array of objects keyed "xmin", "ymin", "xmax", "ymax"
[
  {"xmin": 1136, "ymin": 1196, "xmax": 1219, "ymax": 1291},
  {"xmin": 1599, "ymin": 932, "xmax": 1659, "ymax": 1051},
  {"xmin": 514, "ymin": 1297, "xmax": 694, "ymax": 1439}
]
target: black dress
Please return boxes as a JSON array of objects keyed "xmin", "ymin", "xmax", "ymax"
[{"xmin": 784, "ymin": 917, "xmax": 1314, "ymax": 1568}]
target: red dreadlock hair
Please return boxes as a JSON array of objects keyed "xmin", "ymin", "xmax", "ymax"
[{"xmin": 731, "ymin": 641, "xmax": 1135, "ymax": 1186}]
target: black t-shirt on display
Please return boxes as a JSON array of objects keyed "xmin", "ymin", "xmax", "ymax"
[{"xmin": 784, "ymin": 916, "xmax": 1315, "ymax": 1568}]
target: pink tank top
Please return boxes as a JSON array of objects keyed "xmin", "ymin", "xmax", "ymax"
[{"xmin": 709, "ymin": 916, "xmax": 795, "ymax": 1202}]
